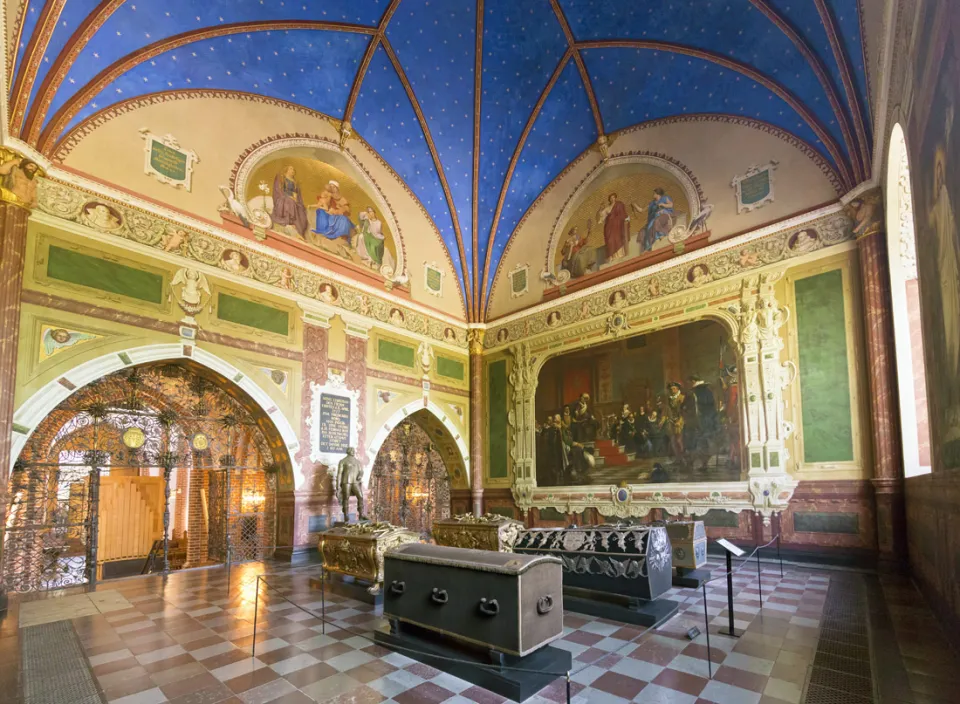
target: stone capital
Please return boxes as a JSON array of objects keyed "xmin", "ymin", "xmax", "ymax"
[{"xmin": 0, "ymin": 147, "xmax": 44, "ymax": 211}]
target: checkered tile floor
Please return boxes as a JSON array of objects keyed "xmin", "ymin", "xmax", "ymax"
[{"xmin": 0, "ymin": 559, "xmax": 836, "ymax": 703}]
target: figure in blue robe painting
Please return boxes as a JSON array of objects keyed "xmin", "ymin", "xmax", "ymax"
[
  {"xmin": 641, "ymin": 188, "xmax": 675, "ymax": 251},
  {"xmin": 312, "ymin": 180, "xmax": 356, "ymax": 245}
]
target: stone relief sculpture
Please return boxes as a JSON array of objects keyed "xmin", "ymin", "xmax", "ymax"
[{"xmin": 170, "ymin": 268, "xmax": 211, "ymax": 324}]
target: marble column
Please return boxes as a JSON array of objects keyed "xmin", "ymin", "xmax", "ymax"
[
  {"xmin": 469, "ymin": 331, "xmax": 484, "ymax": 516},
  {"xmin": 853, "ymin": 189, "xmax": 906, "ymax": 567},
  {"xmin": 0, "ymin": 151, "xmax": 40, "ymax": 610}
]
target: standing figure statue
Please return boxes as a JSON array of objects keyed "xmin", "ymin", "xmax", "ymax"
[{"xmin": 336, "ymin": 447, "xmax": 367, "ymax": 522}]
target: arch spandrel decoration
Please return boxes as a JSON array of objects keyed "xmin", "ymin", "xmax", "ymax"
[{"xmin": 504, "ymin": 273, "xmax": 798, "ymax": 521}]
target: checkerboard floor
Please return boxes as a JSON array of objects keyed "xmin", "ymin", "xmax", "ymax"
[{"xmin": 0, "ymin": 558, "xmax": 940, "ymax": 704}]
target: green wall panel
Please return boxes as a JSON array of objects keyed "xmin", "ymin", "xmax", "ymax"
[
  {"xmin": 488, "ymin": 359, "xmax": 508, "ymax": 479},
  {"xmin": 795, "ymin": 270, "xmax": 855, "ymax": 463},
  {"xmin": 793, "ymin": 511, "xmax": 860, "ymax": 534},
  {"xmin": 47, "ymin": 246, "xmax": 163, "ymax": 303},
  {"xmin": 436, "ymin": 356, "xmax": 465, "ymax": 381},
  {"xmin": 378, "ymin": 338, "xmax": 415, "ymax": 368},
  {"xmin": 217, "ymin": 293, "xmax": 289, "ymax": 335},
  {"xmin": 702, "ymin": 509, "xmax": 741, "ymax": 528}
]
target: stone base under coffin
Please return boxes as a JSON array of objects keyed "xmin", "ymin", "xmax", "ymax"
[
  {"xmin": 672, "ymin": 568, "xmax": 712, "ymax": 590},
  {"xmin": 374, "ymin": 621, "xmax": 572, "ymax": 703},
  {"xmin": 309, "ymin": 572, "xmax": 384, "ymax": 607},
  {"xmin": 563, "ymin": 586, "xmax": 679, "ymax": 627}
]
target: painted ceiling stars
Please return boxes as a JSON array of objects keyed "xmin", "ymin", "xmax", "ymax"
[{"xmin": 8, "ymin": 0, "xmax": 872, "ymax": 321}]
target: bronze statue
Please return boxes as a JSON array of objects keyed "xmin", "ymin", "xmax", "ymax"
[{"xmin": 336, "ymin": 447, "xmax": 366, "ymax": 522}]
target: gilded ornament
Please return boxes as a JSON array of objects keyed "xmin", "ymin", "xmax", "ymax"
[{"xmin": 319, "ymin": 522, "xmax": 420, "ymax": 594}]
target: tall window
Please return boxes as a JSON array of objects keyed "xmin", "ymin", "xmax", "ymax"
[{"xmin": 886, "ymin": 123, "xmax": 932, "ymax": 476}]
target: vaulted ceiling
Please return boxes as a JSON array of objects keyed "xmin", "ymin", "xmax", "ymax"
[{"xmin": 7, "ymin": 0, "xmax": 873, "ymax": 321}]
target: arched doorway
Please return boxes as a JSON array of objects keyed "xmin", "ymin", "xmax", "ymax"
[
  {"xmin": 367, "ymin": 410, "xmax": 455, "ymax": 537},
  {"xmin": 2, "ymin": 361, "xmax": 287, "ymax": 593},
  {"xmin": 886, "ymin": 123, "xmax": 932, "ymax": 477}
]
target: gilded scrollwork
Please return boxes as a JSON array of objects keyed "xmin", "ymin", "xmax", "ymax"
[
  {"xmin": 319, "ymin": 522, "xmax": 420, "ymax": 594},
  {"xmin": 433, "ymin": 514, "xmax": 524, "ymax": 552}
]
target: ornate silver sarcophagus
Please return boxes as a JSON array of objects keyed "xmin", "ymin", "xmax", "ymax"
[
  {"xmin": 382, "ymin": 543, "xmax": 564, "ymax": 657},
  {"xmin": 513, "ymin": 525, "xmax": 673, "ymax": 602},
  {"xmin": 665, "ymin": 520, "xmax": 707, "ymax": 571},
  {"xmin": 320, "ymin": 522, "xmax": 420, "ymax": 594},
  {"xmin": 433, "ymin": 514, "xmax": 524, "ymax": 552}
]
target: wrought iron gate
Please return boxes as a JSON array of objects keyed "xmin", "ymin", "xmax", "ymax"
[{"xmin": 1, "ymin": 363, "xmax": 281, "ymax": 594}]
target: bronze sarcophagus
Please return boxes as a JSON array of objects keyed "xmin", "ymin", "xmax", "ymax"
[
  {"xmin": 382, "ymin": 543, "xmax": 564, "ymax": 657},
  {"xmin": 513, "ymin": 525, "xmax": 673, "ymax": 602},
  {"xmin": 432, "ymin": 514, "xmax": 524, "ymax": 552},
  {"xmin": 320, "ymin": 522, "xmax": 420, "ymax": 594},
  {"xmin": 665, "ymin": 520, "xmax": 707, "ymax": 571}
]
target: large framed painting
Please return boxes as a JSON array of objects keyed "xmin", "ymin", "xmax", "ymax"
[
  {"xmin": 242, "ymin": 156, "xmax": 399, "ymax": 279},
  {"xmin": 534, "ymin": 320, "xmax": 741, "ymax": 487}
]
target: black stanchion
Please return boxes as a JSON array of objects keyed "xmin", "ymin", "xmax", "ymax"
[
  {"xmin": 721, "ymin": 550, "xmax": 739, "ymax": 637},
  {"xmin": 777, "ymin": 533, "xmax": 784, "ymax": 578},
  {"xmin": 252, "ymin": 575, "xmax": 260, "ymax": 658},
  {"xmin": 566, "ymin": 672, "xmax": 571, "ymax": 704},
  {"xmin": 320, "ymin": 566, "xmax": 326, "ymax": 635},
  {"xmin": 756, "ymin": 546, "xmax": 763, "ymax": 609},
  {"xmin": 702, "ymin": 583, "xmax": 713, "ymax": 679}
]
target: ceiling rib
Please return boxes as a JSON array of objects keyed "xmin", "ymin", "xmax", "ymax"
[
  {"xmin": 381, "ymin": 36, "xmax": 474, "ymax": 318},
  {"xmin": 24, "ymin": 0, "xmax": 128, "ymax": 145},
  {"xmin": 575, "ymin": 39, "xmax": 855, "ymax": 188},
  {"xmin": 36, "ymin": 19, "xmax": 376, "ymax": 154},
  {"xmin": 812, "ymin": 0, "xmax": 872, "ymax": 174},
  {"xmin": 342, "ymin": 0, "xmax": 403, "ymax": 123},
  {"xmin": 6, "ymin": 0, "xmax": 31, "ymax": 90},
  {"xmin": 549, "ymin": 0, "xmax": 604, "ymax": 136},
  {"xmin": 9, "ymin": 0, "xmax": 67, "ymax": 136},
  {"xmin": 748, "ymin": 0, "xmax": 864, "ymax": 182},
  {"xmin": 471, "ymin": 0, "xmax": 484, "ymax": 322},
  {"xmin": 479, "ymin": 50, "xmax": 573, "ymax": 320}
]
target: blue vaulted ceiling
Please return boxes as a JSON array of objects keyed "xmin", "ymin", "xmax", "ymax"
[{"xmin": 8, "ymin": 0, "xmax": 872, "ymax": 320}]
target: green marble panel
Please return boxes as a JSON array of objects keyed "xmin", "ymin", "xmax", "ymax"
[
  {"xmin": 793, "ymin": 511, "xmax": 859, "ymax": 534},
  {"xmin": 488, "ymin": 359, "xmax": 508, "ymax": 479},
  {"xmin": 378, "ymin": 338, "xmax": 415, "ymax": 368},
  {"xmin": 217, "ymin": 293, "xmax": 289, "ymax": 335},
  {"xmin": 436, "ymin": 356, "xmax": 465, "ymax": 381},
  {"xmin": 47, "ymin": 245, "xmax": 163, "ymax": 303}
]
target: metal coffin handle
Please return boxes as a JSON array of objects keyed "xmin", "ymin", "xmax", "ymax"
[
  {"xmin": 478, "ymin": 598, "xmax": 499, "ymax": 617},
  {"xmin": 430, "ymin": 588, "xmax": 449, "ymax": 605},
  {"xmin": 537, "ymin": 595, "xmax": 554, "ymax": 615},
  {"xmin": 389, "ymin": 580, "xmax": 405, "ymax": 595}
]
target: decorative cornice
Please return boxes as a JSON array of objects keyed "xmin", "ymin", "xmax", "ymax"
[
  {"xmin": 478, "ymin": 50, "xmax": 573, "ymax": 319},
  {"xmin": 748, "ymin": 0, "xmax": 864, "ymax": 181},
  {"xmin": 37, "ymin": 19, "xmax": 376, "ymax": 152},
  {"xmin": 575, "ymin": 38, "xmax": 854, "ymax": 189},
  {"xmin": 381, "ymin": 36, "xmax": 474, "ymax": 320}
]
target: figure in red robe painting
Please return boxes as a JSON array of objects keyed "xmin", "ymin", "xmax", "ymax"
[{"xmin": 598, "ymin": 193, "xmax": 629, "ymax": 261}]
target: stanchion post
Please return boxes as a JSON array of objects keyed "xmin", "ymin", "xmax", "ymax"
[
  {"xmin": 777, "ymin": 532, "xmax": 783, "ymax": 578},
  {"xmin": 720, "ymin": 550, "xmax": 739, "ymax": 637},
  {"xmin": 252, "ymin": 576, "xmax": 260, "ymax": 658},
  {"xmin": 756, "ymin": 546, "xmax": 763, "ymax": 609},
  {"xmin": 566, "ymin": 671, "xmax": 571, "ymax": 704},
  {"xmin": 321, "ymin": 566, "xmax": 326, "ymax": 635},
  {"xmin": 702, "ymin": 583, "xmax": 713, "ymax": 679}
]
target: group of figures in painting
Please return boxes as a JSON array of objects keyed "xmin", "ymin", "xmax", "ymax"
[
  {"xmin": 259, "ymin": 164, "xmax": 396, "ymax": 276},
  {"xmin": 536, "ymin": 372, "xmax": 740, "ymax": 487}
]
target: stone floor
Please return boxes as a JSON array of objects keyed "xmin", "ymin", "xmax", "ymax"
[{"xmin": 0, "ymin": 558, "xmax": 956, "ymax": 704}]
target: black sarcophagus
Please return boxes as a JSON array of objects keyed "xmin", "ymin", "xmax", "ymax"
[
  {"xmin": 513, "ymin": 525, "xmax": 677, "ymax": 625},
  {"xmin": 382, "ymin": 543, "xmax": 564, "ymax": 657}
]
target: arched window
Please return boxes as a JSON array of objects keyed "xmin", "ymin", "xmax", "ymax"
[{"xmin": 886, "ymin": 123, "xmax": 932, "ymax": 477}]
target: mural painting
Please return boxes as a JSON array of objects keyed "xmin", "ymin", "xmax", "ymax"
[
  {"xmin": 910, "ymin": 2, "xmax": 960, "ymax": 469},
  {"xmin": 534, "ymin": 321, "xmax": 741, "ymax": 487},
  {"xmin": 242, "ymin": 156, "xmax": 399, "ymax": 278},
  {"xmin": 552, "ymin": 168, "xmax": 707, "ymax": 286}
]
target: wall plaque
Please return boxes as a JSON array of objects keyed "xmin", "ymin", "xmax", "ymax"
[
  {"xmin": 731, "ymin": 161, "xmax": 777, "ymax": 214},
  {"xmin": 140, "ymin": 128, "xmax": 199, "ymax": 191},
  {"xmin": 318, "ymin": 393, "xmax": 351, "ymax": 453},
  {"xmin": 424, "ymin": 262, "xmax": 444, "ymax": 296}
]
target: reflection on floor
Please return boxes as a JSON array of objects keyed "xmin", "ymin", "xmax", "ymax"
[
  {"xmin": 17, "ymin": 590, "xmax": 132, "ymax": 628},
  {"xmin": 0, "ymin": 559, "xmax": 956, "ymax": 704}
]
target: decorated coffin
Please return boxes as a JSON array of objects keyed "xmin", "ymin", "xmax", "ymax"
[
  {"xmin": 514, "ymin": 525, "xmax": 673, "ymax": 602},
  {"xmin": 433, "ymin": 514, "xmax": 524, "ymax": 552},
  {"xmin": 320, "ymin": 522, "xmax": 420, "ymax": 594},
  {"xmin": 665, "ymin": 520, "xmax": 707, "ymax": 571},
  {"xmin": 383, "ymin": 543, "xmax": 564, "ymax": 657}
]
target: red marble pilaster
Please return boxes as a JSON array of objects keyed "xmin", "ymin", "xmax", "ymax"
[
  {"xmin": 0, "ymin": 202, "xmax": 30, "ymax": 610},
  {"xmin": 469, "ymin": 335, "xmax": 484, "ymax": 516},
  {"xmin": 345, "ymin": 333, "xmax": 367, "ymax": 466},
  {"xmin": 855, "ymin": 191, "xmax": 906, "ymax": 568}
]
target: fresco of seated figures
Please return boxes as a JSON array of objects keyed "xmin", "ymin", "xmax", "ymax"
[
  {"xmin": 534, "ymin": 320, "xmax": 741, "ymax": 487},
  {"xmin": 241, "ymin": 155, "xmax": 399, "ymax": 279}
]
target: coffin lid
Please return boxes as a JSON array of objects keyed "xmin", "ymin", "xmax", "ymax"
[{"xmin": 385, "ymin": 543, "xmax": 560, "ymax": 575}]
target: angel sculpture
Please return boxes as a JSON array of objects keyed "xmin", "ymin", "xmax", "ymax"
[
  {"xmin": 416, "ymin": 341, "xmax": 435, "ymax": 377},
  {"xmin": 171, "ymin": 268, "xmax": 211, "ymax": 324}
]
